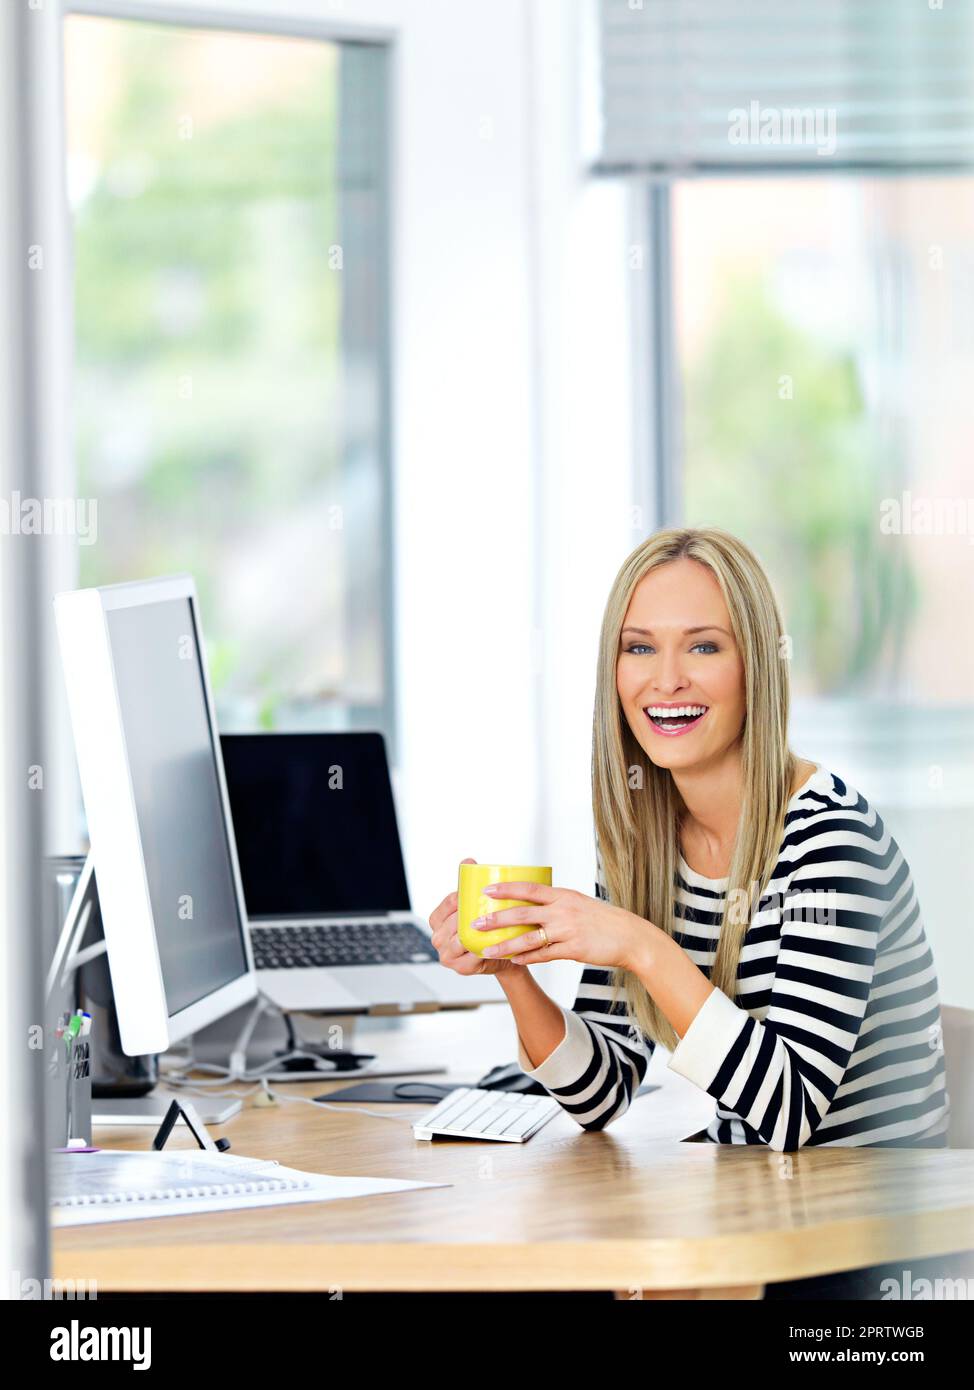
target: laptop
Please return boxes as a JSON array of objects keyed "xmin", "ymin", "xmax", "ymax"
[{"xmin": 219, "ymin": 732, "xmax": 497, "ymax": 1013}]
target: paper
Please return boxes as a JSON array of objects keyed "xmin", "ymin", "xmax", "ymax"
[{"xmin": 50, "ymin": 1149, "xmax": 449, "ymax": 1227}]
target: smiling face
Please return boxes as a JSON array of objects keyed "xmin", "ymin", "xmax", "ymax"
[{"xmin": 615, "ymin": 556, "xmax": 747, "ymax": 774}]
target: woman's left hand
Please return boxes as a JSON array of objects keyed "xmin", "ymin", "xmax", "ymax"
[{"xmin": 473, "ymin": 880, "xmax": 654, "ymax": 972}]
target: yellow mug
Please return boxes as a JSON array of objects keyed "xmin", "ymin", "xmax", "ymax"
[{"xmin": 457, "ymin": 863, "xmax": 552, "ymax": 958}]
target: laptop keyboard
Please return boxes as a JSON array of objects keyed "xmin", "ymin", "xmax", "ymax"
[{"xmin": 251, "ymin": 920, "xmax": 439, "ymax": 970}]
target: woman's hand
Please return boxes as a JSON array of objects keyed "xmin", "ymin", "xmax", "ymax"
[
  {"xmin": 473, "ymin": 879, "xmax": 655, "ymax": 972},
  {"xmin": 426, "ymin": 858, "xmax": 516, "ymax": 977}
]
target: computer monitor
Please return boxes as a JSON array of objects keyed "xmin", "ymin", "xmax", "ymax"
[{"xmin": 54, "ymin": 574, "xmax": 256, "ymax": 1056}]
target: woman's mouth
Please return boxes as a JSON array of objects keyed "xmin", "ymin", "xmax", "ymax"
[{"xmin": 643, "ymin": 704, "xmax": 709, "ymax": 737}]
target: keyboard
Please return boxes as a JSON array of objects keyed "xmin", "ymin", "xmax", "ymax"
[
  {"xmin": 250, "ymin": 920, "xmax": 439, "ymax": 970},
  {"xmin": 412, "ymin": 1086, "xmax": 561, "ymax": 1143}
]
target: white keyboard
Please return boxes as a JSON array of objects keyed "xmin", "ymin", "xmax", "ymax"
[{"xmin": 412, "ymin": 1086, "xmax": 561, "ymax": 1143}]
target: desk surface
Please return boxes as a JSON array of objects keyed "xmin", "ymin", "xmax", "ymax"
[{"xmin": 54, "ymin": 1004, "xmax": 974, "ymax": 1294}]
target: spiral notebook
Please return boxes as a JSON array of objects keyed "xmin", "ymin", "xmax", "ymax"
[{"xmin": 51, "ymin": 1149, "xmax": 447, "ymax": 1226}]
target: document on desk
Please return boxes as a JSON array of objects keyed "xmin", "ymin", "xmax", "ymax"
[{"xmin": 50, "ymin": 1149, "xmax": 449, "ymax": 1227}]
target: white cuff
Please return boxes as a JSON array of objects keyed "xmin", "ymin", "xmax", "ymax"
[
  {"xmin": 516, "ymin": 1007, "xmax": 595, "ymax": 1090},
  {"xmin": 666, "ymin": 987, "xmax": 747, "ymax": 1090}
]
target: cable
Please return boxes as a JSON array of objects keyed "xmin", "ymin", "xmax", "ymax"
[
  {"xmin": 161, "ymin": 1051, "xmax": 328, "ymax": 1086},
  {"xmin": 157, "ymin": 1071, "xmax": 415, "ymax": 1123},
  {"xmin": 165, "ymin": 992, "xmax": 372, "ymax": 1087},
  {"xmin": 156, "ymin": 1079, "xmax": 264, "ymax": 1102},
  {"xmin": 265, "ymin": 1087, "xmax": 414, "ymax": 1123},
  {"xmin": 158, "ymin": 994, "xmax": 424, "ymax": 1123}
]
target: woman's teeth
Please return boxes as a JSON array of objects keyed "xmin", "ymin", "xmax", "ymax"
[{"xmin": 644, "ymin": 705, "xmax": 708, "ymax": 734}]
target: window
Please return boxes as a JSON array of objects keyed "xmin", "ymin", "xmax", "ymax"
[
  {"xmin": 591, "ymin": 0, "xmax": 974, "ymax": 809},
  {"xmin": 672, "ymin": 176, "xmax": 974, "ymax": 795},
  {"xmin": 665, "ymin": 174, "xmax": 974, "ymax": 996},
  {"xmin": 64, "ymin": 16, "xmax": 393, "ymax": 743}
]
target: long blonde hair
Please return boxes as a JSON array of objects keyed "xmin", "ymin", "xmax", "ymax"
[{"xmin": 592, "ymin": 527, "xmax": 797, "ymax": 1051}]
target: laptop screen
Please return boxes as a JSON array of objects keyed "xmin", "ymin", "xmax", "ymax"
[{"xmin": 220, "ymin": 732, "xmax": 411, "ymax": 917}]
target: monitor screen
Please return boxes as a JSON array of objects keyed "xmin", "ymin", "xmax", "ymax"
[
  {"xmin": 220, "ymin": 733, "xmax": 411, "ymax": 917},
  {"xmin": 106, "ymin": 597, "xmax": 250, "ymax": 1015}
]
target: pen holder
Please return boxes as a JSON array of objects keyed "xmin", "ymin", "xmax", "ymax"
[{"xmin": 48, "ymin": 1028, "xmax": 92, "ymax": 1148}]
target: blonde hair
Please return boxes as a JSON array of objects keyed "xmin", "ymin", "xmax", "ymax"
[{"xmin": 592, "ymin": 526, "xmax": 797, "ymax": 1051}]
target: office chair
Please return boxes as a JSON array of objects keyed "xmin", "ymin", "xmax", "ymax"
[{"xmin": 941, "ymin": 1005, "xmax": 974, "ymax": 1148}]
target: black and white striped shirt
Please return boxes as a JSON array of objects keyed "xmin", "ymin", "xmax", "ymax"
[{"xmin": 515, "ymin": 767, "xmax": 951, "ymax": 1149}]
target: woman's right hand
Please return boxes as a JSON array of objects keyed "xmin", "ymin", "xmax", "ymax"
[{"xmin": 427, "ymin": 858, "xmax": 515, "ymax": 977}]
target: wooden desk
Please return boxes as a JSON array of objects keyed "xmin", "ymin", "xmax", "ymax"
[{"xmin": 54, "ymin": 1005, "xmax": 974, "ymax": 1298}]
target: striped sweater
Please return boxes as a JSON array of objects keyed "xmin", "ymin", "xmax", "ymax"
[{"xmin": 515, "ymin": 767, "xmax": 951, "ymax": 1149}]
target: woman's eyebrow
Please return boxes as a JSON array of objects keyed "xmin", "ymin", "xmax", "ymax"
[{"xmin": 620, "ymin": 625, "xmax": 731, "ymax": 637}]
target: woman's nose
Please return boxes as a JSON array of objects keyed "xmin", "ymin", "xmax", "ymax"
[{"xmin": 653, "ymin": 651, "xmax": 688, "ymax": 694}]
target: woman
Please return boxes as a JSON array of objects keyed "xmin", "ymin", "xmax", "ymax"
[{"xmin": 428, "ymin": 526, "xmax": 957, "ymax": 1299}]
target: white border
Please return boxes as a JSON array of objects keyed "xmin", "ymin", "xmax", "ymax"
[{"xmin": 54, "ymin": 573, "xmax": 256, "ymax": 1055}]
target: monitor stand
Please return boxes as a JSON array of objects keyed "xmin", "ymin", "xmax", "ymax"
[{"xmin": 187, "ymin": 997, "xmax": 448, "ymax": 1082}]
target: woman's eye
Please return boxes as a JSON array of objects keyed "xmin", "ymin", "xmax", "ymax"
[{"xmin": 624, "ymin": 642, "xmax": 718, "ymax": 655}]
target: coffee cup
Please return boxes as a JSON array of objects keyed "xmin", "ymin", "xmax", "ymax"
[{"xmin": 457, "ymin": 863, "xmax": 553, "ymax": 958}]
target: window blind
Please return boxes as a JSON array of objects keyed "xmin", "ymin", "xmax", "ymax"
[{"xmin": 593, "ymin": 0, "xmax": 974, "ymax": 174}]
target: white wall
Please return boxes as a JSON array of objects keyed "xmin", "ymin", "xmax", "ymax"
[
  {"xmin": 528, "ymin": 0, "xmax": 647, "ymax": 1000},
  {"xmin": 380, "ymin": 0, "xmax": 640, "ymax": 967}
]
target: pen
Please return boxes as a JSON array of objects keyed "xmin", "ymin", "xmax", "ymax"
[{"xmin": 64, "ymin": 1014, "xmax": 82, "ymax": 1055}]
